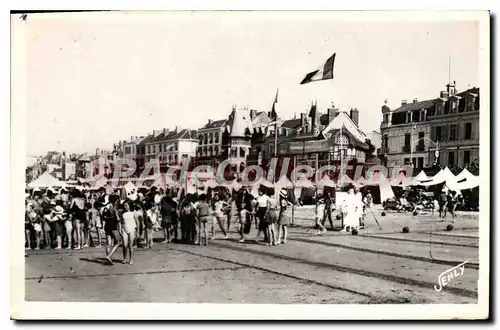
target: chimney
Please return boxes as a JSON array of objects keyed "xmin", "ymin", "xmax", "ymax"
[
  {"xmin": 327, "ymin": 107, "xmax": 338, "ymax": 123},
  {"xmin": 413, "ymin": 98, "xmax": 418, "ymax": 103},
  {"xmin": 300, "ymin": 113, "xmax": 307, "ymax": 126},
  {"xmin": 401, "ymin": 100, "xmax": 408, "ymax": 106},
  {"xmin": 350, "ymin": 108, "xmax": 359, "ymax": 127},
  {"xmin": 208, "ymin": 119, "xmax": 213, "ymax": 125},
  {"xmin": 163, "ymin": 128, "xmax": 169, "ymax": 136},
  {"xmin": 175, "ymin": 126, "xmax": 179, "ymax": 134},
  {"xmin": 250, "ymin": 110, "xmax": 258, "ymax": 120}
]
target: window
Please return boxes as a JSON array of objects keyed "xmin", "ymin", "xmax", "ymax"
[
  {"xmin": 465, "ymin": 123, "xmax": 472, "ymax": 140},
  {"xmin": 412, "ymin": 158, "xmax": 417, "ymax": 168},
  {"xmin": 458, "ymin": 99, "xmax": 466, "ymax": 112},
  {"xmin": 404, "ymin": 158, "xmax": 410, "ymax": 165},
  {"xmin": 406, "ymin": 112, "xmax": 411, "ymax": 123},
  {"xmin": 442, "ymin": 125, "xmax": 449, "ymax": 141},
  {"xmin": 450, "ymin": 124, "xmax": 457, "ymax": 141},
  {"xmin": 231, "ymin": 148, "xmax": 237, "ymax": 158},
  {"xmin": 153, "ymin": 145, "xmax": 156, "ymax": 153},
  {"xmin": 464, "ymin": 150, "xmax": 471, "ymax": 167},
  {"xmin": 174, "ymin": 142, "xmax": 178, "ymax": 151},
  {"xmin": 174, "ymin": 155, "xmax": 178, "ymax": 163},
  {"xmin": 159, "ymin": 144, "xmax": 162, "ymax": 153},
  {"xmin": 208, "ymin": 146, "xmax": 213, "ymax": 156},
  {"xmin": 448, "ymin": 151, "xmax": 455, "ymax": 167},
  {"xmin": 240, "ymin": 147, "xmax": 246, "ymax": 158},
  {"xmin": 214, "ymin": 133, "xmax": 219, "ymax": 143},
  {"xmin": 182, "ymin": 154, "xmax": 188, "ymax": 158},
  {"xmin": 384, "ymin": 114, "xmax": 389, "ymax": 123},
  {"xmin": 168, "ymin": 155, "xmax": 172, "ymax": 163},
  {"xmin": 203, "ymin": 147, "xmax": 207, "ymax": 156},
  {"xmin": 404, "ymin": 133, "xmax": 411, "ymax": 153},
  {"xmin": 467, "ymin": 98, "xmax": 475, "ymax": 111},
  {"xmin": 147, "ymin": 146, "xmax": 151, "ymax": 154},
  {"xmin": 203, "ymin": 134, "xmax": 208, "ymax": 145},
  {"xmin": 436, "ymin": 126, "xmax": 442, "ymax": 142},
  {"xmin": 417, "ymin": 157, "xmax": 424, "ymax": 169},
  {"xmin": 214, "ymin": 146, "xmax": 219, "ymax": 155},
  {"xmin": 209, "ymin": 133, "xmax": 213, "ymax": 144},
  {"xmin": 417, "ymin": 132, "xmax": 425, "ymax": 151},
  {"xmin": 413, "ymin": 110, "xmax": 420, "ymax": 122},
  {"xmin": 383, "ymin": 134, "xmax": 389, "ymax": 150},
  {"xmin": 444, "ymin": 101, "xmax": 451, "ymax": 114},
  {"xmin": 199, "ymin": 134, "xmax": 203, "ymax": 145}
]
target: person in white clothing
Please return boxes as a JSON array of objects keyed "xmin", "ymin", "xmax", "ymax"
[
  {"xmin": 121, "ymin": 202, "xmax": 136, "ymax": 264},
  {"xmin": 354, "ymin": 188, "xmax": 364, "ymax": 228},
  {"xmin": 341, "ymin": 187, "xmax": 358, "ymax": 232},
  {"xmin": 255, "ymin": 189, "xmax": 270, "ymax": 242}
]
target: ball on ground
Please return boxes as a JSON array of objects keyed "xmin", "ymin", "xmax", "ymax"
[
  {"xmin": 351, "ymin": 228, "xmax": 358, "ymax": 235},
  {"xmin": 446, "ymin": 224, "xmax": 454, "ymax": 231},
  {"xmin": 336, "ymin": 214, "xmax": 342, "ymax": 220},
  {"xmin": 402, "ymin": 226, "xmax": 410, "ymax": 233},
  {"xmin": 381, "ymin": 211, "xmax": 386, "ymax": 216}
]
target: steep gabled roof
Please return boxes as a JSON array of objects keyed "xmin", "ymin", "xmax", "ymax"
[{"xmin": 281, "ymin": 118, "xmax": 302, "ymax": 129}]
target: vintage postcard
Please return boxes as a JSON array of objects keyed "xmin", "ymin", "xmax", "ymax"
[{"xmin": 10, "ymin": 11, "xmax": 490, "ymax": 320}]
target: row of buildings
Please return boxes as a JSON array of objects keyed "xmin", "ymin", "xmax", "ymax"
[
  {"xmin": 380, "ymin": 81, "xmax": 480, "ymax": 175},
  {"xmin": 88, "ymin": 102, "xmax": 381, "ymax": 179},
  {"xmin": 27, "ymin": 80, "xmax": 480, "ymax": 183},
  {"xmin": 26, "ymin": 152, "xmax": 91, "ymax": 183}
]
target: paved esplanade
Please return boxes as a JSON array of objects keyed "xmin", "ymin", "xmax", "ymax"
[{"xmin": 25, "ymin": 208, "xmax": 479, "ymax": 304}]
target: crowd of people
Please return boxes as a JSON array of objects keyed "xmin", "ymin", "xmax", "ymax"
[
  {"xmin": 383, "ymin": 186, "xmax": 464, "ymax": 222},
  {"xmin": 25, "ymin": 180, "xmax": 466, "ymax": 264},
  {"xmin": 24, "ymin": 184, "xmax": 299, "ymax": 264}
]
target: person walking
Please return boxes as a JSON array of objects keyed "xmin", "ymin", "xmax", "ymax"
[
  {"xmin": 321, "ymin": 191, "xmax": 335, "ymax": 230},
  {"xmin": 255, "ymin": 189, "xmax": 269, "ymax": 242},
  {"xmin": 263, "ymin": 189, "xmax": 278, "ymax": 246},
  {"xmin": 121, "ymin": 202, "xmax": 137, "ymax": 264},
  {"xmin": 103, "ymin": 196, "xmax": 124, "ymax": 265},
  {"xmin": 212, "ymin": 194, "xmax": 228, "ymax": 239},
  {"xmin": 276, "ymin": 189, "xmax": 290, "ymax": 244},
  {"xmin": 196, "ymin": 194, "xmax": 211, "ymax": 246}
]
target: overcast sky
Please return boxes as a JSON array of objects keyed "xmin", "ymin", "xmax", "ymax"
[{"xmin": 23, "ymin": 12, "xmax": 479, "ymax": 156}]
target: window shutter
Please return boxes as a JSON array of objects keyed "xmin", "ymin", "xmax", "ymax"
[
  {"xmin": 456, "ymin": 124, "xmax": 461, "ymax": 140},
  {"xmin": 431, "ymin": 126, "xmax": 436, "ymax": 141},
  {"xmin": 471, "ymin": 122, "xmax": 476, "ymax": 140},
  {"xmin": 443, "ymin": 125, "xmax": 449, "ymax": 141}
]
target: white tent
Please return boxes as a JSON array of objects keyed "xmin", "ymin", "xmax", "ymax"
[
  {"xmin": 28, "ymin": 172, "xmax": 66, "ymax": 188},
  {"xmin": 379, "ymin": 174, "xmax": 396, "ymax": 202},
  {"xmin": 318, "ymin": 175, "xmax": 336, "ymax": 187},
  {"xmin": 455, "ymin": 168, "xmax": 477, "ymax": 182},
  {"xmin": 337, "ymin": 174, "xmax": 353, "ymax": 187},
  {"xmin": 455, "ymin": 169, "xmax": 480, "ymax": 190},
  {"xmin": 410, "ymin": 170, "xmax": 430, "ymax": 186},
  {"xmin": 421, "ymin": 167, "xmax": 457, "ymax": 187}
]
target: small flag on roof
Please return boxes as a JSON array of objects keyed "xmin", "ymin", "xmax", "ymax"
[{"xmin": 300, "ymin": 53, "xmax": 336, "ymax": 85}]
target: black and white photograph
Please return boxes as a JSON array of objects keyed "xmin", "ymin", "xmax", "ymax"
[{"xmin": 10, "ymin": 10, "xmax": 490, "ymax": 320}]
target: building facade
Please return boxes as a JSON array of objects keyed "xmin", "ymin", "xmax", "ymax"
[
  {"xmin": 379, "ymin": 82, "xmax": 480, "ymax": 173},
  {"xmin": 195, "ymin": 119, "xmax": 227, "ymax": 166},
  {"xmin": 144, "ymin": 127, "xmax": 198, "ymax": 169},
  {"xmin": 257, "ymin": 103, "xmax": 369, "ymax": 174}
]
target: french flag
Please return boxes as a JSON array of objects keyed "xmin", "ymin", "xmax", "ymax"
[{"xmin": 300, "ymin": 53, "xmax": 336, "ymax": 85}]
